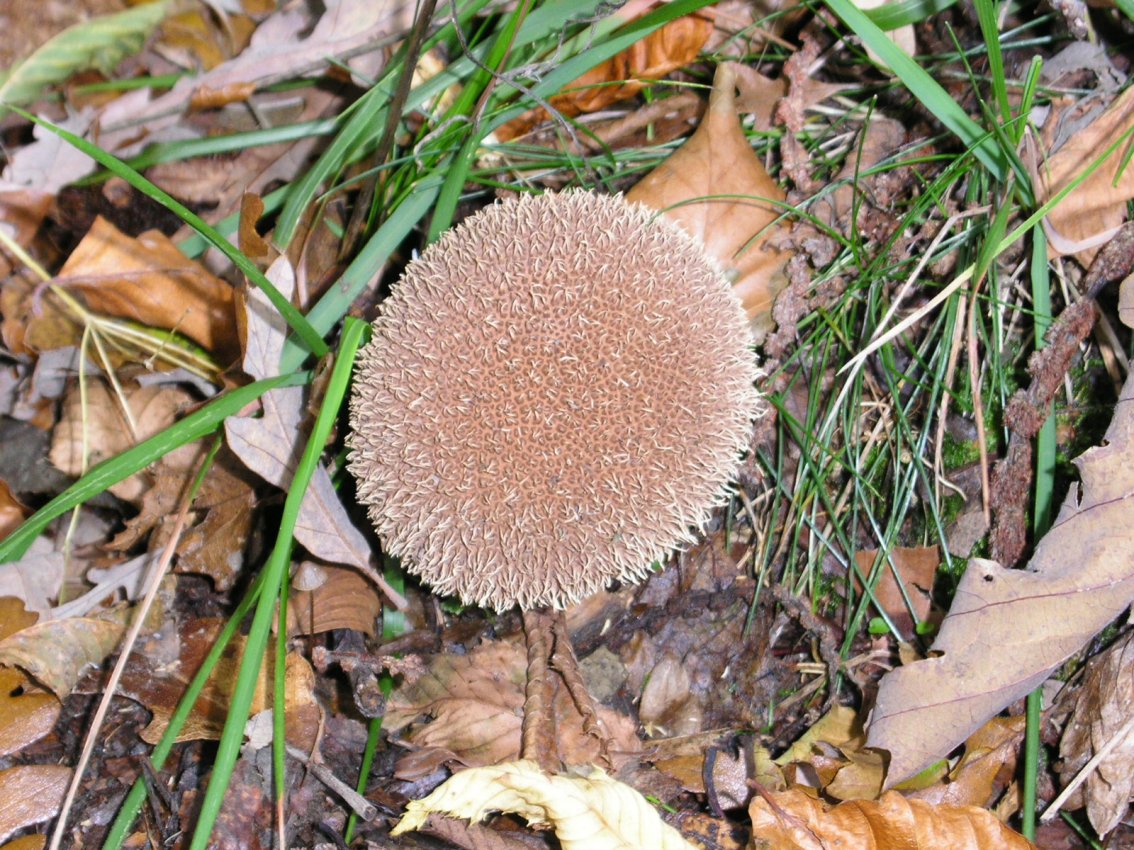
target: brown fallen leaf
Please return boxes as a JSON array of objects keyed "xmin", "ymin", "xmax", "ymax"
[
  {"xmin": 853, "ymin": 545, "xmax": 939, "ymax": 639},
  {"xmin": 0, "ymin": 666, "xmax": 59, "ymax": 758},
  {"xmin": 173, "ymin": 454, "xmax": 257, "ymax": 591},
  {"xmin": 0, "ymin": 612, "xmax": 126, "ymax": 699},
  {"xmin": 867, "ymin": 368, "xmax": 1134, "ymax": 786},
  {"xmin": 910, "ymin": 716, "xmax": 1024, "ymax": 809},
  {"xmin": 0, "ymin": 482, "xmax": 27, "ymax": 543},
  {"xmin": 117, "ymin": 618, "xmax": 319, "ymax": 745},
  {"xmin": 1058, "ymin": 630, "xmax": 1134, "ymax": 836},
  {"xmin": 287, "ymin": 563, "xmax": 381, "ymax": 637},
  {"xmin": 747, "ymin": 789, "xmax": 1036, "ymax": 850},
  {"xmin": 627, "ymin": 62, "xmax": 790, "ymax": 339},
  {"xmin": 54, "ymin": 217, "xmax": 239, "ymax": 362},
  {"xmin": 49, "ymin": 377, "xmax": 204, "ymax": 505},
  {"xmin": 496, "ymin": 12, "xmax": 712, "ymax": 142},
  {"xmin": 386, "ymin": 640, "xmax": 639, "ymax": 774},
  {"xmin": 1040, "ymin": 86, "xmax": 1134, "ymax": 265},
  {"xmin": 0, "ymin": 765, "xmax": 71, "ymax": 844}
]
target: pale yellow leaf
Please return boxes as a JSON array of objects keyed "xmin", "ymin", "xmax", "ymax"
[{"xmin": 392, "ymin": 760, "xmax": 699, "ymax": 850}]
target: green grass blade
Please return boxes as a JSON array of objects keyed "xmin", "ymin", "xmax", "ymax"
[
  {"xmin": 822, "ymin": 0, "xmax": 1009, "ymax": 180},
  {"xmin": 187, "ymin": 319, "xmax": 367, "ymax": 850},
  {"xmin": 863, "ymin": 0, "xmax": 958, "ymax": 29},
  {"xmin": 0, "ymin": 1, "xmax": 170, "ymax": 109},
  {"xmin": 0, "ymin": 372, "xmax": 309, "ymax": 564},
  {"xmin": 101, "ymin": 572, "xmax": 268, "ymax": 849},
  {"xmin": 11, "ymin": 109, "xmax": 329, "ymax": 359}
]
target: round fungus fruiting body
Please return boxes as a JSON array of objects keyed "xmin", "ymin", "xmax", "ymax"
[{"xmin": 348, "ymin": 191, "xmax": 762, "ymax": 612}]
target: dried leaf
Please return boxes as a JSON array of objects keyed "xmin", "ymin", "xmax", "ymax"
[
  {"xmin": 1058, "ymin": 631, "xmax": 1134, "ymax": 836},
  {"xmin": 49, "ymin": 378, "xmax": 204, "ymax": 504},
  {"xmin": 747, "ymin": 789, "xmax": 1036, "ymax": 850},
  {"xmin": 867, "ymin": 369, "xmax": 1134, "ymax": 785},
  {"xmin": 117, "ymin": 619, "xmax": 314, "ymax": 744},
  {"xmin": 0, "ymin": 599, "xmax": 36, "ymax": 641},
  {"xmin": 853, "ymin": 545, "xmax": 939, "ymax": 639},
  {"xmin": 392, "ymin": 759, "xmax": 700, "ymax": 850},
  {"xmin": 0, "ymin": 765, "xmax": 71, "ymax": 844},
  {"xmin": 227, "ymin": 257, "xmax": 376, "ymax": 574},
  {"xmin": 0, "ymin": 481, "xmax": 27, "ymax": 543},
  {"xmin": 0, "ymin": 666, "xmax": 60, "ymax": 758},
  {"xmin": 56, "ymin": 217, "xmax": 239, "ymax": 361},
  {"xmin": 497, "ymin": 13, "xmax": 712, "ymax": 142},
  {"xmin": 850, "ymin": 0, "xmax": 916, "ymax": 67},
  {"xmin": 0, "ymin": 612, "xmax": 125, "ymax": 698},
  {"xmin": 287, "ymin": 564, "xmax": 380, "ymax": 636},
  {"xmin": 627, "ymin": 62, "xmax": 789, "ymax": 338},
  {"xmin": 910, "ymin": 716, "xmax": 1024, "ymax": 809},
  {"xmin": 1041, "ymin": 86, "xmax": 1134, "ymax": 264},
  {"xmin": 174, "ymin": 456, "xmax": 256, "ymax": 591},
  {"xmin": 387, "ymin": 640, "xmax": 638, "ymax": 773},
  {"xmin": 639, "ymin": 653, "xmax": 701, "ymax": 737}
]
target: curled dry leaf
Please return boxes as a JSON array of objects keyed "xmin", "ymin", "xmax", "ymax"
[
  {"xmin": 49, "ymin": 378, "xmax": 204, "ymax": 505},
  {"xmin": 56, "ymin": 217, "xmax": 239, "ymax": 361},
  {"xmin": 1040, "ymin": 86, "xmax": 1134, "ymax": 265},
  {"xmin": 496, "ymin": 12, "xmax": 712, "ymax": 142},
  {"xmin": 747, "ymin": 789, "xmax": 1036, "ymax": 850},
  {"xmin": 1058, "ymin": 630, "xmax": 1134, "ymax": 836},
  {"xmin": 0, "ymin": 482, "xmax": 27, "ymax": 543},
  {"xmin": 286, "ymin": 564, "xmax": 380, "ymax": 637},
  {"xmin": 909, "ymin": 716, "xmax": 1024, "ymax": 809},
  {"xmin": 627, "ymin": 62, "xmax": 789, "ymax": 339},
  {"xmin": 0, "ymin": 765, "xmax": 71, "ymax": 844},
  {"xmin": 867, "ymin": 368, "xmax": 1134, "ymax": 785},
  {"xmin": 392, "ymin": 759, "xmax": 700, "ymax": 850},
  {"xmin": 0, "ymin": 612, "xmax": 126, "ymax": 699}
]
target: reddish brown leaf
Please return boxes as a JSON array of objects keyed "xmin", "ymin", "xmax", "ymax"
[
  {"xmin": 496, "ymin": 13, "xmax": 712, "ymax": 142},
  {"xmin": 0, "ymin": 482, "xmax": 27, "ymax": 543},
  {"xmin": 287, "ymin": 564, "xmax": 381, "ymax": 637},
  {"xmin": 747, "ymin": 789, "xmax": 1036, "ymax": 850},
  {"xmin": 853, "ymin": 545, "xmax": 939, "ymax": 639}
]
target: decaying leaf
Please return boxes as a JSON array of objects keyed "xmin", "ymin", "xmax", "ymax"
[
  {"xmin": 173, "ymin": 455, "xmax": 256, "ymax": 591},
  {"xmin": 627, "ymin": 62, "xmax": 789, "ymax": 339},
  {"xmin": 55, "ymin": 217, "xmax": 239, "ymax": 361},
  {"xmin": 0, "ymin": 765, "xmax": 71, "ymax": 844},
  {"xmin": 392, "ymin": 759, "xmax": 700, "ymax": 850},
  {"xmin": 226, "ymin": 256, "xmax": 380, "ymax": 579},
  {"xmin": 747, "ymin": 789, "xmax": 1036, "ymax": 850},
  {"xmin": 1040, "ymin": 86, "xmax": 1134, "ymax": 264},
  {"xmin": 49, "ymin": 377, "xmax": 204, "ymax": 504},
  {"xmin": 910, "ymin": 716, "xmax": 1024, "ymax": 809},
  {"xmin": 867, "ymin": 369, "xmax": 1134, "ymax": 785},
  {"xmin": 1058, "ymin": 630, "xmax": 1134, "ymax": 836},
  {"xmin": 386, "ymin": 640, "xmax": 639, "ymax": 774},
  {"xmin": 853, "ymin": 545, "xmax": 939, "ymax": 639},
  {"xmin": 0, "ymin": 666, "xmax": 59, "ymax": 758},
  {"xmin": 117, "ymin": 619, "xmax": 319, "ymax": 746},
  {"xmin": 0, "ymin": 611, "xmax": 126, "ymax": 698},
  {"xmin": 496, "ymin": 12, "xmax": 712, "ymax": 142},
  {"xmin": 287, "ymin": 564, "xmax": 380, "ymax": 636},
  {"xmin": 0, "ymin": 482, "xmax": 27, "ymax": 544}
]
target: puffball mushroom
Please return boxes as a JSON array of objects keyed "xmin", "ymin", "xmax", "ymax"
[{"xmin": 348, "ymin": 191, "xmax": 761, "ymax": 612}]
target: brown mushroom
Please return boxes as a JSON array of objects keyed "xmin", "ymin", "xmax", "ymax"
[{"xmin": 348, "ymin": 190, "xmax": 761, "ymax": 767}]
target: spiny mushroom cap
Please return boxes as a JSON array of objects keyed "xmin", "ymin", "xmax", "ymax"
[{"xmin": 348, "ymin": 191, "xmax": 761, "ymax": 611}]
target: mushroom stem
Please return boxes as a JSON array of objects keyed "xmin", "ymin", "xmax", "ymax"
[{"xmin": 520, "ymin": 608, "xmax": 558, "ymax": 774}]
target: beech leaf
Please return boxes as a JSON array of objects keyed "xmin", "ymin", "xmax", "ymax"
[
  {"xmin": 392, "ymin": 759, "xmax": 700, "ymax": 850},
  {"xmin": 0, "ymin": 613, "xmax": 125, "ymax": 698},
  {"xmin": 747, "ymin": 789, "xmax": 1036, "ymax": 850},
  {"xmin": 867, "ymin": 369, "xmax": 1134, "ymax": 785},
  {"xmin": 627, "ymin": 62, "xmax": 789, "ymax": 338}
]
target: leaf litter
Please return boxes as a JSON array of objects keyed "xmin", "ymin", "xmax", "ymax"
[{"xmin": 0, "ymin": 0, "xmax": 1131, "ymax": 847}]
